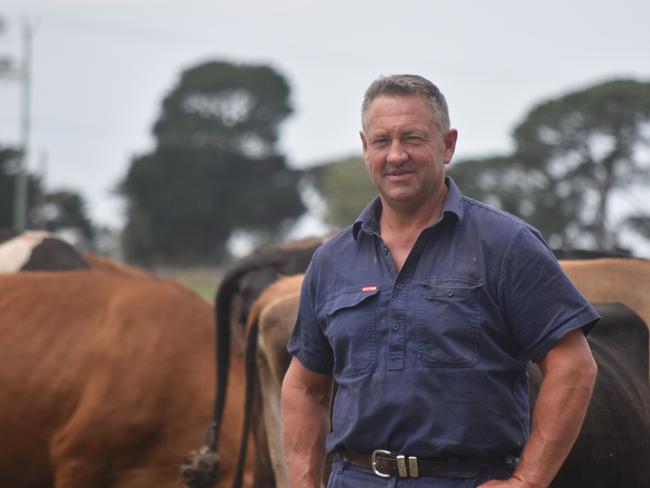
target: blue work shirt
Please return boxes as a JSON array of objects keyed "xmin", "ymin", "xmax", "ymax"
[{"xmin": 287, "ymin": 177, "xmax": 599, "ymax": 459}]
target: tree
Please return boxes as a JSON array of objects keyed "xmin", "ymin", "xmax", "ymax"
[
  {"xmin": 39, "ymin": 190, "xmax": 95, "ymax": 243},
  {"xmin": 1, "ymin": 145, "xmax": 95, "ymax": 243},
  {"xmin": 153, "ymin": 62, "xmax": 292, "ymax": 157},
  {"xmin": 120, "ymin": 61, "xmax": 305, "ymax": 265},
  {"xmin": 626, "ymin": 215, "xmax": 650, "ymax": 240},
  {"xmin": 510, "ymin": 79, "xmax": 650, "ymax": 249},
  {"xmin": 449, "ymin": 79, "xmax": 650, "ymax": 252},
  {"xmin": 304, "ymin": 156, "xmax": 376, "ymax": 228},
  {"xmin": 448, "ymin": 154, "xmax": 585, "ymax": 247}
]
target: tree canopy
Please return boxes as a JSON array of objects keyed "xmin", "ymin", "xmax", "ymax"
[
  {"xmin": 120, "ymin": 60, "xmax": 305, "ymax": 265},
  {"xmin": 305, "ymin": 156, "xmax": 376, "ymax": 228},
  {"xmin": 450, "ymin": 78, "xmax": 650, "ymax": 252},
  {"xmin": 39, "ymin": 190, "xmax": 95, "ymax": 242},
  {"xmin": 153, "ymin": 61, "xmax": 293, "ymax": 157},
  {"xmin": 512, "ymin": 79, "xmax": 650, "ymax": 248}
]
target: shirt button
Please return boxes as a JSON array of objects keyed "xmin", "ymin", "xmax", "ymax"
[
  {"xmin": 392, "ymin": 323, "xmax": 399, "ymax": 331},
  {"xmin": 396, "ymin": 283, "xmax": 404, "ymax": 290},
  {"xmin": 447, "ymin": 290, "xmax": 454, "ymax": 297},
  {"xmin": 382, "ymin": 246, "xmax": 389, "ymax": 254}
]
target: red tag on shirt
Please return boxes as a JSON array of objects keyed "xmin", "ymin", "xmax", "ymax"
[{"xmin": 361, "ymin": 285, "xmax": 378, "ymax": 293}]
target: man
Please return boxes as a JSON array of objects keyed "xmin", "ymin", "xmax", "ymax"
[{"xmin": 282, "ymin": 75, "xmax": 598, "ymax": 487}]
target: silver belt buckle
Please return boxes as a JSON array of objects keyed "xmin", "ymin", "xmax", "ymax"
[{"xmin": 371, "ymin": 449, "xmax": 392, "ymax": 478}]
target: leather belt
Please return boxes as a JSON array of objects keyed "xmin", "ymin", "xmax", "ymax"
[{"xmin": 340, "ymin": 449, "xmax": 514, "ymax": 479}]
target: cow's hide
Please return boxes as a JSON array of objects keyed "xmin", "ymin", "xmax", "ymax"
[
  {"xmin": 0, "ymin": 266, "xmax": 250, "ymax": 488},
  {"xmin": 529, "ymin": 302, "xmax": 650, "ymax": 487}
]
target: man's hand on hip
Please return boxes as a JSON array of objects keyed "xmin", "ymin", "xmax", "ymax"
[{"xmin": 477, "ymin": 474, "xmax": 538, "ymax": 488}]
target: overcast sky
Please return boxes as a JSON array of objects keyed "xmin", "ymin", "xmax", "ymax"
[{"xmin": 1, "ymin": 0, "xmax": 649, "ymax": 252}]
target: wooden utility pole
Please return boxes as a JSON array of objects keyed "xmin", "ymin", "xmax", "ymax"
[{"xmin": 12, "ymin": 21, "xmax": 32, "ymax": 232}]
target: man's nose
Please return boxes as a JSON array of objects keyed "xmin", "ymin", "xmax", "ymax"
[{"xmin": 386, "ymin": 141, "xmax": 408, "ymax": 164}]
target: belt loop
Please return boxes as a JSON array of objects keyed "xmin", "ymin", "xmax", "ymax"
[
  {"xmin": 396, "ymin": 455, "xmax": 408, "ymax": 477},
  {"xmin": 448, "ymin": 456, "xmax": 458, "ymax": 478}
]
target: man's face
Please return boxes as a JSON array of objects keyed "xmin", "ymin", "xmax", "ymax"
[{"xmin": 360, "ymin": 94, "xmax": 457, "ymax": 210}]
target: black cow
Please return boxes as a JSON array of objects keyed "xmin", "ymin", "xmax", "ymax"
[{"xmin": 529, "ymin": 302, "xmax": 650, "ymax": 488}]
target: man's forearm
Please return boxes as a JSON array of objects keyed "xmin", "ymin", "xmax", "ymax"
[
  {"xmin": 512, "ymin": 333, "xmax": 597, "ymax": 488},
  {"xmin": 282, "ymin": 360, "xmax": 332, "ymax": 488},
  {"xmin": 478, "ymin": 330, "xmax": 597, "ymax": 488}
]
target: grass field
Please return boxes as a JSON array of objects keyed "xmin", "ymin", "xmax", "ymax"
[{"xmin": 157, "ymin": 266, "xmax": 222, "ymax": 302}]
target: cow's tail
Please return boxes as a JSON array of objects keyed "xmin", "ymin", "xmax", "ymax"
[
  {"xmin": 211, "ymin": 266, "xmax": 242, "ymax": 450},
  {"xmin": 180, "ymin": 265, "xmax": 247, "ymax": 488},
  {"xmin": 231, "ymin": 312, "xmax": 261, "ymax": 488},
  {"xmin": 207, "ymin": 247, "xmax": 309, "ymax": 452},
  {"xmin": 180, "ymin": 447, "xmax": 220, "ymax": 488},
  {"xmin": 181, "ymin": 253, "xmax": 283, "ymax": 487},
  {"xmin": 183, "ymin": 239, "xmax": 323, "ymax": 487}
]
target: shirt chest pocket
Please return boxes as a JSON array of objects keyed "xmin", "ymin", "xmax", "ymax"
[
  {"xmin": 416, "ymin": 281, "xmax": 481, "ymax": 368},
  {"xmin": 324, "ymin": 287, "xmax": 379, "ymax": 377}
]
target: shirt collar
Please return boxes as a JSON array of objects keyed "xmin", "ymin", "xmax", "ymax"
[
  {"xmin": 352, "ymin": 196, "xmax": 382, "ymax": 241},
  {"xmin": 444, "ymin": 176, "xmax": 465, "ymax": 222},
  {"xmin": 352, "ymin": 176, "xmax": 465, "ymax": 241}
]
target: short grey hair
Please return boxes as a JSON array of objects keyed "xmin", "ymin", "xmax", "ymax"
[{"xmin": 361, "ymin": 74, "xmax": 450, "ymax": 133}]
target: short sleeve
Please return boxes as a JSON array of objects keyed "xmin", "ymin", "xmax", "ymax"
[
  {"xmin": 287, "ymin": 252, "xmax": 334, "ymax": 374},
  {"xmin": 499, "ymin": 227, "xmax": 600, "ymax": 362}
]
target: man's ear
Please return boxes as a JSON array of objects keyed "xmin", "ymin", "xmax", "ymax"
[
  {"xmin": 360, "ymin": 130, "xmax": 368, "ymax": 154},
  {"xmin": 443, "ymin": 129, "xmax": 458, "ymax": 164}
]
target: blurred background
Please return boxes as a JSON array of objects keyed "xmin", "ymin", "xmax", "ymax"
[{"xmin": 1, "ymin": 0, "xmax": 649, "ymax": 297}]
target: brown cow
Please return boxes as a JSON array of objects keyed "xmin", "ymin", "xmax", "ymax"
[
  {"xmin": 83, "ymin": 252, "xmax": 155, "ymax": 279},
  {"xmin": 222, "ymin": 275, "xmax": 306, "ymax": 488},
  {"xmin": 0, "ymin": 266, "xmax": 251, "ymax": 487},
  {"xmin": 244, "ymin": 276, "xmax": 303, "ymax": 488}
]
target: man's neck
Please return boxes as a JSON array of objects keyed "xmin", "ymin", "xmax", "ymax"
[
  {"xmin": 379, "ymin": 184, "xmax": 448, "ymax": 239},
  {"xmin": 378, "ymin": 185, "xmax": 448, "ymax": 272}
]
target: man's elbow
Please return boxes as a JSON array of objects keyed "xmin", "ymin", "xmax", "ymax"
[
  {"xmin": 579, "ymin": 349, "xmax": 598, "ymax": 391},
  {"xmin": 541, "ymin": 330, "xmax": 598, "ymax": 391},
  {"xmin": 564, "ymin": 342, "xmax": 598, "ymax": 394}
]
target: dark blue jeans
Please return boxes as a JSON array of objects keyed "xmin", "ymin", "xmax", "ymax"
[{"xmin": 327, "ymin": 457, "xmax": 514, "ymax": 487}]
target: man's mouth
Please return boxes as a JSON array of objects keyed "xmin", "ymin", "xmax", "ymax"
[{"xmin": 386, "ymin": 169, "xmax": 414, "ymax": 177}]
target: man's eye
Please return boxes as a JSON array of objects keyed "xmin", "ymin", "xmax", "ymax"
[
  {"xmin": 372, "ymin": 138, "xmax": 388, "ymax": 146},
  {"xmin": 406, "ymin": 136, "xmax": 423, "ymax": 143}
]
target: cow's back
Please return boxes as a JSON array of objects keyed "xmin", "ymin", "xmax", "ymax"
[{"xmin": 560, "ymin": 259, "xmax": 649, "ymax": 322}]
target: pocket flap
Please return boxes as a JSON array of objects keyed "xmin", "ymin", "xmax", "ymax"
[
  {"xmin": 326, "ymin": 286, "xmax": 381, "ymax": 315},
  {"xmin": 420, "ymin": 280, "xmax": 480, "ymax": 299}
]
